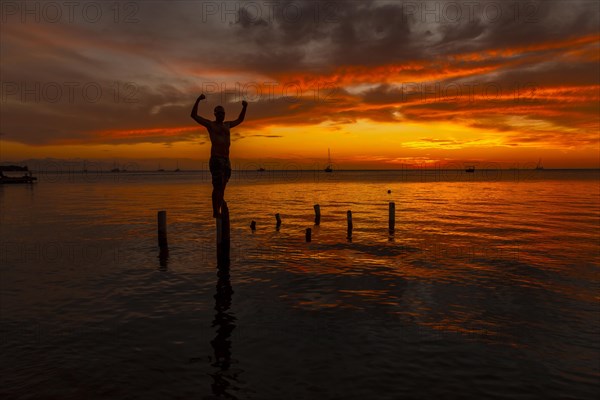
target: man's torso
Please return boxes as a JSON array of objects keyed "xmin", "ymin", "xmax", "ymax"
[{"xmin": 207, "ymin": 121, "xmax": 230, "ymax": 158}]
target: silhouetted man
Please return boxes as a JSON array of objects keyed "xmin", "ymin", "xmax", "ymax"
[{"xmin": 191, "ymin": 94, "xmax": 248, "ymax": 218}]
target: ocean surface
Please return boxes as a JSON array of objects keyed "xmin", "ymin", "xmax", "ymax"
[{"xmin": 1, "ymin": 169, "xmax": 599, "ymax": 399}]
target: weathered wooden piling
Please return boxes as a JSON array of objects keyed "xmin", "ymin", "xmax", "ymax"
[
  {"xmin": 275, "ymin": 213, "xmax": 282, "ymax": 230},
  {"xmin": 222, "ymin": 203, "xmax": 230, "ymax": 259},
  {"xmin": 313, "ymin": 204, "xmax": 321, "ymax": 225},
  {"xmin": 305, "ymin": 228, "xmax": 312, "ymax": 242},
  {"xmin": 347, "ymin": 210, "xmax": 353, "ymax": 240},
  {"xmin": 250, "ymin": 220, "xmax": 256, "ymax": 231},
  {"xmin": 389, "ymin": 201, "xmax": 395, "ymax": 233},
  {"xmin": 157, "ymin": 210, "xmax": 168, "ymax": 248},
  {"xmin": 217, "ymin": 201, "xmax": 230, "ymax": 263},
  {"xmin": 158, "ymin": 247, "xmax": 169, "ymax": 269}
]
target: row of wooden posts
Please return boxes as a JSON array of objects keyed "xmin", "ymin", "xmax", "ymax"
[{"xmin": 157, "ymin": 202, "xmax": 396, "ymax": 263}]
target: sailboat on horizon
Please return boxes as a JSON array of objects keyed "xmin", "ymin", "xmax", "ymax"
[
  {"xmin": 325, "ymin": 148, "xmax": 333, "ymax": 172},
  {"xmin": 110, "ymin": 160, "xmax": 120, "ymax": 173},
  {"xmin": 535, "ymin": 159, "xmax": 544, "ymax": 170}
]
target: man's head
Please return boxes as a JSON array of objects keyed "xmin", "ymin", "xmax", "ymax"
[{"xmin": 214, "ymin": 106, "xmax": 225, "ymax": 122}]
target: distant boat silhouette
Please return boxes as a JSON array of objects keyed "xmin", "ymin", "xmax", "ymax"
[
  {"xmin": 465, "ymin": 165, "xmax": 475, "ymax": 173},
  {"xmin": 325, "ymin": 148, "xmax": 333, "ymax": 172},
  {"xmin": 157, "ymin": 163, "xmax": 165, "ymax": 172},
  {"xmin": 257, "ymin": 167, "xmax": 265, "ymax": 172},
  {"xmin": 174, "ymin": 160, "xmax": 181, "ymax": 172},
  {"xmin": 0, "ymin": 172, "xmax": 37, "ymax": 184},
  {"xmin": 0, "ymin": 165, "xmax": 37, "ymax": 184},
  {"xmin": 535, "ymin": 159, "xmax": 544, "ymax": 170}
]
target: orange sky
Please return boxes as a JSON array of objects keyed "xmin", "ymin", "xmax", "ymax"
[{"xmin": 1, "ymin": 1, "xmax": 599, "ymax": 169}]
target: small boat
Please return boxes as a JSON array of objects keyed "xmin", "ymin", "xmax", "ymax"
[
  {"xmin": 0, "ymin": 166, "xmax": 37, "ymax": 184},
  {"xmin": 465, "ymin": 166, "xmax": 475, "ymax": 173},
  {"xmin": 535, "ymin": 159, "xmax": 544, "ymax": 170},
  {"xmin": 257, "ymin": 167, "xmax": 266, "ymax": 172},
  {"xmin": 0, "ymin": 173, "xmax": 37, "ymax": 184},
  {"xmin": 174, "ymin": 160, "xmax": 181, "ymax": 172},
  {"xmin": 325, "ymin": 148, "xmax": 333, "ymax": 172}
]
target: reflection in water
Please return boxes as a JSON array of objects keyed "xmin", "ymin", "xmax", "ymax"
[
  {"xmin": 210, "ymin": 260, "xmax": 240, "ymax": 398},
  {"xmin": 158, "ymin": 247, "xmax": 169, "ymax": 270}
]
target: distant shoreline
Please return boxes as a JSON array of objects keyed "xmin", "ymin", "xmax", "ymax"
[{"xmin": 15, "ymin": 168, "xmax": 600, "ymax": 173}]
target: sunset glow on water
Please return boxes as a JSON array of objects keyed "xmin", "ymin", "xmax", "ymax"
[{"xmin": 1, "ymin": 170, "xmax": 598, "ymax": 399}]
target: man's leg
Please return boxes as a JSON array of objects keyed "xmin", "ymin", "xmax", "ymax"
[
  {"xmin": 216, "ymin": 160, "xmax": 231, "ymax": 217},
  {"xmin": 210, "ymin": 158, "xmax": 231, "ymax": 218}
]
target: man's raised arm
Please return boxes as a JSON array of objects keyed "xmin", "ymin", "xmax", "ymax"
[
  {"xmin": 228, "ymin": 100, "xmax": 248, "ymax": 128},
  {"xmin": 191, "ymin": 94, "xmax": 211, "ymax": 127}
]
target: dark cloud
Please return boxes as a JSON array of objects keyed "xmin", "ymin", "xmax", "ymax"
[
  {"xmin": 333, "ymin": 4, "xmax": 415, "ymax": 66},
  {"xmin": 362, "ymin": 84, "xmax": 405, "ymax": 105},
  {"xmin": 474, "ymin": 0, "xmax": 598, "ymax": 49}
]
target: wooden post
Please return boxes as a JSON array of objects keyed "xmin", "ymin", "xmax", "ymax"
[
  {"xmin": 305, "ymin": 228, "xmax": 312, "ymax": 242},
  {"xmin": 250, "ymin": 220, "xmax": 256, "ymax": 231},
  {"xmin": 222, "ymin": 201, "xmax": 230, "ymax": 261},
  {"xmin": 217, "ymin": 201, "xmax": 230, "ymax": 264},
  {"xmin": 275, "ymin": 213, "xmax": 282, "ymax": 230},
  {"xmin": 313, "ymin": 204, "xmax": 321, "ymax": 225},
  {"xmin": 389, "ymin": 202, "xmax": 395, "ymax": 234},
  {"xmin": 347, "ymin": 210, "xmax": 353, "ymax": 240},
  {"xmin": 158, "ymin": 247, "xmax": 169, "ymax": 269},
  {"xmin": 157, "ymin": 211, "xmax": 168, "ymax": 248}
]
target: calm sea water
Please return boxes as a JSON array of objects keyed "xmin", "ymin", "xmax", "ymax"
[{"xmin": 1, "ymin": 169, "xmax": 599, "ymax": 399}]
